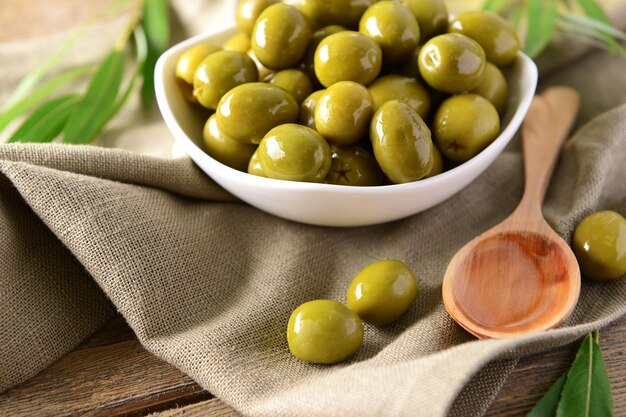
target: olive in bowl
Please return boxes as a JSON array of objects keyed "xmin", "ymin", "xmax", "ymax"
[{"xmin": 155, "ymin": 24, "xmax": 538, "ymax": 226}]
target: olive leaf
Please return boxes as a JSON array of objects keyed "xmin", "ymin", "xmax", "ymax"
[
  {"xmin": 8, "ymin": 95, "xmax": 81, "ymax": 143},
  {"xmin": 482, "ymin": 0, "xmax": 511, "ymax": 13},
  {"xmin": 527, "ymin": 373, "xmax": 567, "ymax": 417},
  {"xmin": 0, "ymin": 65, "xmax": 93, "ymax": 133},
  {"xmin": 525, "ymin": 0, "xmax": 559, "ymax": 57},
  {"xmin": 140, "ymin": 0, "xmax": 170, "ymax": 106},
  {"xmin": 556, "ymin": 333, "xmax": 614, "ymax": 417},
  {"xmin": 63, "ymin": 50, "xmax": 125, "ymax": 144}
]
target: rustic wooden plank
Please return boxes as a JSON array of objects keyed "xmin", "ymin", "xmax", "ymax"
[
  {"xmin": 0, "ymin": 316, "xmax": 212, "ymax": 417},
  {"xmin": 149, "ymin": 398, "xmax": 244, "ymax": 417}
]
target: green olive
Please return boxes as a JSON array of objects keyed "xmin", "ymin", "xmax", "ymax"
[
  {"xmin": 358, "ymin": 1, "xmax": 420, "ymax": 66},
  {"xmin": 367, "ymin": 74, "xmax": 431, "ymax": 119},
  {"xmin": 257, "ymin": 124, "xmax": 332, "ymax": 182},
  {"xmin": 236, "ymin": 0, "xmax": 278, "ymax": 35},
  {"xmin": 247, "ymin": 49, "xmax": 274, "ymax": 81},
  {"xmin": 418, "ymin": 33, "xmax": 486, "ymax": 94},
  {"xmin": 223, "ymin": 32, "xmax": 251, "ymax": 53},
  {"xmin": 286, "ymin": 0, "xmax": 374, "ymax": 29},
  {"xmin": 425, "ymin": 144, "xmax": 443, "ymax": 178},
  {"xmin": 301, "ymin": 25, "xmax": 347, "ymax": 87},
  {"xmin": 287, "ymin": 299, "xmax": 363, "ymax": 364},
  {"xmin": 247, "ymin": 148, "xmax": 266, "ymax": 177},
  {"xmin": 470, "ymin": 61, "xmax": 508, "ymax": 115},
  {"xmin": 326, "ymin": 145, "xmax": 384, "ymax": 186},
  {"xmin": 433, "ymin": 94, "xmax": 500, "ymax": 162},
  {"xmin": 298, "ymin": 89, "xmax": 325, "ymax": 129},
  {"xmin": 573, "ymin": 210, "xmax": 626, "ymax": 281},
  {"xmin": 398, "ymin": 45, "xmax": 422, "ymax": 79},
  {"xmin": 202, "ymin": 115, "xmax": 257, "ymax": 171},
  {"xmin": 346, "ymin": 259, "xmax": 418, "ymax": 325},
  {"xmin": 216, "ymin": 82, "xmax": 299, "ymax": 144},
  {"xmin": 251, "ymin": 3, "xmax": 312, "ymax": 69},
  {"xmin": 193, "ymin": 50, "xmax": 258, "ymax": 110},
  {"xmin": 402, "ymin": 0, "xmax": 448, "ymax": 40},
  {"xmin": 449, "ymin": 11, "xmax": 520, "ymax": 67},
  {"xmin": 269, "ymin": 69, "xmax": 313, "ymax": 104},
  {"xmin": 315, "ymin": 81, "xmax": 374, "ymax": 146},
  {"xmin": 175, "ymin": 43, "xmax": 220, "ymax": 84},
  {"xmin": 370, "ymin": 100, "xmax": 434, "ymax": 183},
  {"xmin": 314, "ymin": 31, "xmax": 382, "ymax": 87}
]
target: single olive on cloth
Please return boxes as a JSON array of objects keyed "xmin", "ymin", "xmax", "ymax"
[
  {"xmin": 449, "ymin": 10, "xmax": 520, "ymax": 67},
  {"xmin": 315, "ymin": 81, "xmax": 374, "ymax": 146},
  {"xmin": 573, "ymin": 210, "xmax": 626, "ymax": 281},
  {"xmin": 215, "ymin": 82, "xmax": 299, "ymax": 145},
  {"xmin": 418, "ymin": 33, "xmax": 487, "ymax": 94},
  {"xmin": 433, "ymin": 94, "xmax": 500, "ymax": 163},
  {"xmin": 346, "ymin": 259, "xmax": 419, "ymax": 326},
  {"xmin": 287, "ymin": 300, "xmax": 364, "ymax": 364},
  {"xmin": 257, "ymin": 124, "xmax": 332, "ymax": 183},
  {"xmin": 314, "ymin": 31, "xmax": 382, "ymax": 87},
  {"xmin": 370, "ymin": 100, "xmax": 435, "ymax": 183},
  {"xmin": 358, "ymin": 1, "xmax": 420, "ymax": 66},
  {"xmin": 251, "ymin": 3, "xmax": 312, "ymax": 69}
]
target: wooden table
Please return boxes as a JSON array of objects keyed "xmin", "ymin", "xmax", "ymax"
[{"xmin": 1, "ymin": 1, "xmax": 625, "ymax": 416}]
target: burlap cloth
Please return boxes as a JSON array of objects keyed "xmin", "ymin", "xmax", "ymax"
[{"xmin": 1, "ymin": 1, "xmax": 625, "ymax": 416}]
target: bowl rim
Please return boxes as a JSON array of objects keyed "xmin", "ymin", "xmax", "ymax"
[{"xmin": 155, "ymin": 24, "xmax": 539, "ymax": 196}]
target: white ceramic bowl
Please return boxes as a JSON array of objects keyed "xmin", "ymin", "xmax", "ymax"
[{"xmin": 155, "ymin": 24, "xmax": 538, "ymax": 227}]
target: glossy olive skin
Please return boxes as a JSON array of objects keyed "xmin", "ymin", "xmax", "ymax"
[
  {"xmin": 326, "ymin": 145, "xmax": 384, "ymax": 186},
  {"xmin": 247, "ymin": 148, "xmax": 266, "ymax": 177},
  {"xmin": 573, "ymin": 211, "xmax": 626, "ymax": 281},
  {"xmin": 193, "ymin": 50, "xmax": 258, "ymax": 109},
  {"xmin": 298, "ymin": 89, "xmax": 325, "ymax": 129},
  {"xmin": 359, "ymin": 1, "xmax": 420, "ymax": 66},
  {"xmin": 251, "ymin": 3, "xmax": 312, "ymax": 69},
  {"xmin": 286, "ymin": 0, "xmax": 374, "ymax": 29},
  {"xmin": 216, "ymin": 83, "xmax": 299, "ymax": 144},
  {"xmin": 419, "ymin": 33, "xmax": 486, "ymax": 94},
  {"xmin": 247, "ymin": 49, "xmax": 274, "ymax": 81},
  {"xmin": 223, "ymin": 32, "xmax": 251, "ymax": 53},
  {"xmin": 315, "ymin": 81, "xmax": 374, "ymax": 146},
  {"xmin": 287, "ymin": 299, "xmax": 363, "ymax": 364},
  {"xmin": 236, "ymin": 0, "xmax": 278, "ymax": 35},
  {"xmin": 258, "ymin": 124, "xmax": 332, "ymax": 182},
  {"xmin": 402, "ymin": 0, "xmax": 448, "ymax": 40},
  {"xmin": 202, "ymin": 115, "xmax": 257, "ymax": 171},
  {"xmin": 367, "ymin": 75, "xmax": 431, "ymax": 119},
  {"xmin": 269, "ymin": 69, "xmax": 313, "ymax": 104},
  {"xmin": 470, "ymin": 62, "xmax": 508, "ymax": 115},
  {"xmin": 449, "ymin": 11, "xmax": 520, "ymax": 67},
  {"xmin": 302, "ymin": 25, "xmax": 347, "ymax": 87},
  {"xmin": 346, "ymin": 259, "xmax": 418, "ymax": 325},
  {"xmin": 425, "ymin": 144, "xmax": 443, "ymax": 178},
  {"xmin": 433, "ymin": 94, "xmax": 500, "ymax": 162},
  {"xmin": 370, "ymin": 100, "xmax": 434, "ymax": 183},
  {"xmin": 314, "ymin": 31, "xmax": 382, "ymax": 87},
  {"xmin": 176, "ymin": 43, "xmax": 220, "ymax": 84}
]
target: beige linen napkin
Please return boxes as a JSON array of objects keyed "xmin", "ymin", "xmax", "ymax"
[{"xmin": 1, "ymin": 1, "xmax": 626, "ymax": 416}]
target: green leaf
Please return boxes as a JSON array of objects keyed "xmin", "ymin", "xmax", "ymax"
[
  {"xmin": 562, "ymin": 12, "xmax": 626, "ymax": 41},
  {"xmin": 8, "ymin": 95, "xmax": 81, "ymax": 143},
  {"xmin": 63, "ymin": 50, "xmax": 125, "ymax": 144},
  {"xmin": 574, "ymin": 0, "xmax": 624, "ymax": 53},
  {"xmin": 527, "ymin": 373, "xmax": 567, "ymax": 417},
  {"xmin": 525, "ymin": 0, "xmax": 559, "ymax": 57},
  {"xmin": 556, "ymin": 333, "xmax": 614, "ymax": 417},
  {"xmin": 482, "ymin": 0, "xmax": 509, "ymax": 13},
  {"xmin": 141, "ymin": 0, "xmax": 170, "ymax": 106},
  {"xmin": 0, "ymin": 65, "xmax": 93, "ymax": 133}
]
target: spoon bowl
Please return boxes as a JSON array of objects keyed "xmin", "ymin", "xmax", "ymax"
[{"xmin": 442, "ymin": 87, "xmax": 581, "ymax": 339}]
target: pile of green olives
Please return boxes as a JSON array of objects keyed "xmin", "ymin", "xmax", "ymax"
[
  {"xmin": 175, "ymin": 0, "xmax": 520, "ymax": 185},
  {"xmin": 287, "ymin": 259, "xmax": 418, "ymax": 364}
]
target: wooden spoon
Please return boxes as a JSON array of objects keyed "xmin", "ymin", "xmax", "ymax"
[{"xmin": 442, "ymin": 86, "xmax": 581, "ymax": 339}]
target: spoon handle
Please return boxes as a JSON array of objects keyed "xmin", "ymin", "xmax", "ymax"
[{"xmin": 518, "ymin": 87, "xmax": 580, "ymax": 211}]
